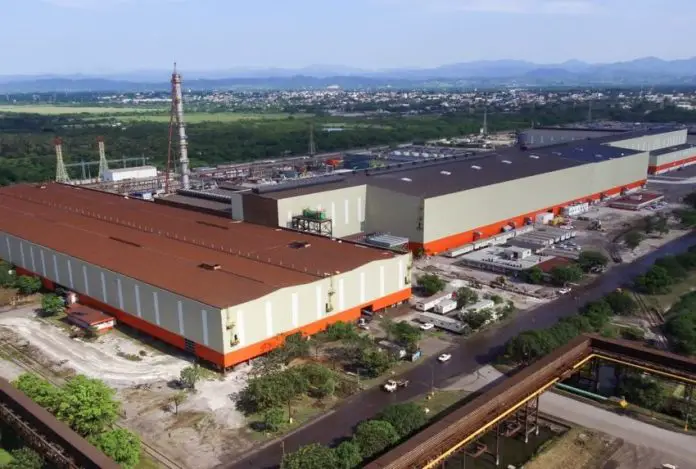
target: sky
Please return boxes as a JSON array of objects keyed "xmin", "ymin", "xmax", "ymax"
[{"xmin": 1, "ymin": 0, "xmax": 693, "ymax": 75}]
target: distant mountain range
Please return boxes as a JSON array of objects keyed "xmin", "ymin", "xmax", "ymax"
[{"xmin": 2, "ymin": 57, "xmax": 696, "ymax": 92}]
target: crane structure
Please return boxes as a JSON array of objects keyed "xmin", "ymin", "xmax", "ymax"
[
  {"xmin": 54, "ymin": 138, "xmax": 70, "ymax": 184},
  {"xmin": 97, "ymin": 136, "xmax": 109, "ymax": 181},
  {"xmin": 166, "ymin": 63, "xmax": 190, "ymax": 193}
]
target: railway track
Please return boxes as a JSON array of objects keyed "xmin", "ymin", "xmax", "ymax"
[
  {"xmin": 0, "ymin": 341, "xmax": 184, "ymax": 469},
  {"xmin": 631, "ymin": 291, "xmax": 668, "ymax": 349}
]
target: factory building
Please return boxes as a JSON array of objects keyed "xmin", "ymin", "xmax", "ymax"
[
  {"xmin": 0, "ymin": 183, "xmax": 411, "ymax": 369},
  {"xmin": 160, "ymin": 127, "xmax": 685, "ymax": 256},
  {"xmin": 519, "ymin": 126, "xmax": 696, "ymax": 175}
]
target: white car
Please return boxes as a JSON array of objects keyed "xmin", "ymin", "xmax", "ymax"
[
  {"xmin": 420, "ymin": 323, "xmax": 435, "ymax": 331},
  {"xmin": 559, "ymin": 287, "xmax": 571, "ymax": 295},
  {"xmin": 438, "ymin": 353, "xmax": 452, "ymax": 363}
]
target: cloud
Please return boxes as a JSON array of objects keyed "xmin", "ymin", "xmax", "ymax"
[{"xmin": 379, "ymin": 0, "xmax": 598, "ymax": 15}]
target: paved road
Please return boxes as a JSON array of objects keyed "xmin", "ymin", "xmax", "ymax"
[
  {"xmin": 540, "ymin": 392, "xmax": 696, "ymax": 469},
  {"xmin": 226, "ymin": 233, "xmax": 696, "ymax": 469}
]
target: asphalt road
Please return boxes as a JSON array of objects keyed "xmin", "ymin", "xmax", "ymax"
[
  {"xmin": 226, "ymin": 232, "xmax": 696, "ymax": 469},
  {"xmin": 541, "ymin": 392, "xmax": 696, "ymax": 468}
]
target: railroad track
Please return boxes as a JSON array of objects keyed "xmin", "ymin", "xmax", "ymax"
[
  {"xmin": 0, "ymin": 341, "xmax": 184, "ymax": 469},
  {"xmin": 631, "ymin": 292, "xmax": 668, "ymax": 349}
]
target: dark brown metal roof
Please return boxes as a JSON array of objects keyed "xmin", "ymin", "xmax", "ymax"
[{"xmin": 0, "ymin": 183, "xmax": 396, "ymax": 308}]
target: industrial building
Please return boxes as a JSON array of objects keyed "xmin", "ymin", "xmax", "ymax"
[
  {"xmin": 0, "ymin": 183, "xmax": 411, "ymax": 369},
  {"xmin": 159, "ymin": 127, "xmax": 684, "ymax": 256},
  {"xmin": 518, "ymin": 125, "xmax": 696, "ymax": 175}
]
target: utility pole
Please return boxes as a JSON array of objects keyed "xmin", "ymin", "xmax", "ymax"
[{"xmin": 97, "ymin": 136, "xmax": 109, "ymax": 182}]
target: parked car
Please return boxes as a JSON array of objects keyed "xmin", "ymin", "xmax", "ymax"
[
  {"xmin": 438, "ymin": 353, "xmax": 452, "ymax": 363},
  {"xmin": 420, "ymin": 323, "xmax": 435, "ymax": 331},
  {"xmin": 383, "ymin": 379, "xmax": 409, "ymax": 392}
]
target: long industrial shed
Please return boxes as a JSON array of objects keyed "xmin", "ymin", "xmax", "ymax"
[
  {"xmin": 213, "ymin": 127, "xmax": 682, "ymax": 255},
  {"xmin": 0, "ymin": 183, "xmax": 411, "ymax": 369}
]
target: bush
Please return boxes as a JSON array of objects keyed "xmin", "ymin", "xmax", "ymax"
[
  {"xmin": 334, "ymin": 441, "xmax": 363, "ymax": 469},
  {"xmin": 522, "ymin": 266, "xmax": 544, "ymax": 284},
  {"xmin": 353, "ymin": 420, "xmax": 400, "ymax": 459},
  {"xmin": 604, "ymin": 290, "xmax": 637, "ymax": 316},
  {"xmin": 324, "ymin": 321, "xmax": 359, "ymax": 341},
  {"xmin": 578, "ymin": 251, "xmax": 609, "ymax": 272},
  {"xmin": 664, "ymin": 292, "xmax": 696, "ymax": 355},
  {"xmin": 418, "ymin": 274, "xmax": 446, "ymax": 296},
  {"xmin": 377, "ymin": 402, "xmax": 427, "ymax": 437},
  {"xmin": 0, "ymin": 261, "xmax": 17, "ymax": 288},
  {"xmin": 455, "ymin": 287, "xmax": 478, "ymax": 308},
  {"xmin": 14, "ymin": 275, "xmax": 41, "ymax": 295},
  {"xmin": 282, "ymin": 443, "xmax": 338, "ymax": 469},
  {"xmin": 549, "ymin": 265, "xmax": 583, "ymax": 286},
  {"xmin": 41, "ymin": 293, "xmax": 65, "ymax": 316},
  {"xmin": 634, "ymin": 265, "xmax": 674, "ymax": 294},
  {"xmin": 624, "ymin": 231, "xmax": 645, "ymax": 250}
]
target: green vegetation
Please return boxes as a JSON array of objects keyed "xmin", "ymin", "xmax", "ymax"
[
  {"xmin": 13, "ymin": 373, "xmax": 141, "ymax": 468},
  {"xmin": 577, "ymin": 251, "xmax": 609, "ymax": 273},
  {"xmin": 624, "ymin": 230, "xmax": 645, "ymax": 250},
  {"xmin": 455, "ymin": 287, "xmax": 478, "ymax": 308},
  {"xmin": 13, "ymin": 276, "xmax": 41, "ymax": 295},
  {"xmin": 549, "ymin": 264, "xmax": 583, "ymax": 286},
  {"xmin": 644, "ymin": 214, "xmax": 670, "ymax": 235},
  {"xmin": 417, "ymin": 274, "xmax": 446, "ymax": 296},
  {"xmin": 0, "ymin": 262, "xmax": 15, "ymax": 288},
  {"xmin": 634, "ymin": 250, "xmax": 696, "ymax": 294},
  {"xmin": 40, "ymin": 293, "xmax": 65, "ymax": 316},
  {"xmin": 282, "ymin": 400, "xmax": 429, "ymax": 468},
  {"xmin": 179, "ymin": 364, "xmax": 203, "ymax": 390},
  {"xmin": 6, "ymin": 447, "xmax": 43, "ymax": 469},
  {"xmin": 664, "ymin": 291, "xmax": 696, "ymax": 355},
  {"xmin": 603, "ymin": 290, "xmax": 637, "ymax": 316},
  {"xmin": 0, "ymin": 105, "xmax": 165, "ymax": 115}
]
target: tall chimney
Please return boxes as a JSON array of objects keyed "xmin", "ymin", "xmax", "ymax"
[{"xmin": 171, "ymin": 63, "xmax": 190, "ymax": 190}]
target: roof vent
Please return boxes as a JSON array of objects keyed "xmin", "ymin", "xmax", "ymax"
[
  {"xmin": 471, "ymin": 165, "xmax": 482, "ymax": 170},
  {"xmin": 401, "ymin": 177, "xmax": 412, "ymax": 182},
  {"xmin": 289, "ymin": 241, "xmax": 311, "ymax": 249},
  {"xmin": 501, "ymin": 160, "xmax": 512, "ymax": 164},
  {"xmin": 440, "ymin": 171, "xmax": 451, "ymax": 175},
  {"xmin": 529, "ymin": 155, "xmax": 540, "ymax": 159},
  {"xmin": 199, "ymin": 263, "xmax": 222, "ymax": 271}
]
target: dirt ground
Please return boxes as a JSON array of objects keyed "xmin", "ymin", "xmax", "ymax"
[
  {"xmin": 526, "ymin": 428, "xmax": 618, "ymax": 469},
  {"xmin": 0, "ymin": 308, "xmax": 255, "ymax": 469}
]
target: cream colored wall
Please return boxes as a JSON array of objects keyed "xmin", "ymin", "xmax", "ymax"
[
  {"xmin": 0, "ymin": 232, "xmax": 224, "ymax": 353},
  {"xmin": 608, "ymin": 130, "xmax": 687, "ymax": 152},
  {"xmin": 221, "ymin": 251, "xmax": 411, "ymax": 355},
  {"xmin": 276, "ymin": 186, "xmax": 367, "ymax": 238},
  {"xmin": 651, "ymin": 147, "xmax": 696, "ymax": 167},
  {"xmin": 364, "ymin": 185, "xmax": 423, "ymax": 241},
  {"xmin": 423, "ymin": 152, "xmax": 648, "ymax": 243}
]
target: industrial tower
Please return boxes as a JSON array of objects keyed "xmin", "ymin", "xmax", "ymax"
[
  {"xmin": 166, "ymin": 63, "xmax": 190, "ymax": 192},
  {"xmin": 54, "ymin": 138, "xmax": 70, "ymax": 184},
  {"xmin": 97, "ymin": 136, "xmax": 109, "ymax": 181},
  {"xmin": 308, "ymin": 123, "xmax": 316, "ymax": 157}
]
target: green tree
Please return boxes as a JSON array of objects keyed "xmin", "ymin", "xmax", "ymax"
[
  {"xmin": 523, "ymin": 266, "xmax": 544, "ymax": 284},
  {"xmin": 281, "ymin": 333, "xmax": 311, "ymax": 364},
  {"xmin": 621, "ymin": 326, "xmax": 645, "ymax": 341},
  {"xmin": 604, "ymin": 290, "xmax": 637, "ymax": 316},
  {"xmin": 418, "ymin": 274, "xmax": 446, "ymax": 296},
  {"xmin": 549, "ymin": 265, "xmax": 583, "ymax": 286},
  {"xmin": 634, "ymin": 265, "xmax": 674, "ymax": 294},
  {"xmin": 379, "ymin": 316, "xmax": 396, "ymax": 342},
  {"xmin": 377, "ymin": 402, "xmax": 427, "ymax": 437},
  {"xmin": 57, "ymin": 375, "xmax": 120, "ymax": 436},
  {"xmin": 14, "ymin": 275, "xmax": 41, "ymax": 295},
  {"xmin": 577, "ymin": 251, "xmax": 609, "ymax": 272},
  {"xmin": 262, "ymin": 407, "xmax": 286, "ymax": 432},
  {"xmin": 324, "ymin": 321, "xmax": 359, "ymax": 341},
  {"xmin": 358, "ymin": 348, "xmax": 395, "ymax": 378},
  {"xmin": 282, "ymin": 443, "xmax": 339, "ymax": 469},
  {"xmin": 391, "ymin": 322, "xmax": 422, "ymax": 353},
  {"xmin": 180, "ymin": 364, "xmax": 203, "ymax": 391},
  {"xmin": 581, "ymin": 300, "xmax": 614, "ymax": 330},
  {"xmin": 664, "ymin": 292, "xmax": 696, "ymax": 355},
  {"xmin": 617, "ymin": 374, "xmax": 665, "ymax": 411},
  {"xmin": 353, "ymin": 420, "xmax": 400, "ymax": 459},
  {"xmin": 334, "ymin": 441, "xmax": 363, "ymax": 469},
  {"xmin": 13, "ymin": 373, "xmax": 62, "ymax": 411},
  {"xmin": 455, "ymin": 287, "xmax": 478, "ymax": 308},
  {"xmin": 41, "ymin": 293, "xmax": 65, "ymax": 316},
  {"xmin": 624, "ymin": 231, "xmax": 645, "ymax": 250},
  {"xmin": 90, "ymin": 428, "xmax": 141, "ymax": 469},
  {"xmin": 171, "ymin": 391, "xmax": 187, "ymax": 415},
  {"xmin": 462, "ymin": 309, "xmax": 493, "ymax": 330},
  {"xmin": 297, "ymin": 363, "xmax": 337, "ymax": 399},
  {"xmin": 0, "ymin": 261, "xmax": 16, "ymax": 287},
  {"xmin": 504, "ymin": 330, "xmax": 557, "ymax": 363},
  {"xmin": 7, "ymin": 448, "xmax": 43, "ymax": 469},
  {"xmin": 684, "ymin": 191, "xmax": 696, "ymax": 209},
  {"xmin": 645, "ymin": 215, "xmax": 669, "ymax": 235}
]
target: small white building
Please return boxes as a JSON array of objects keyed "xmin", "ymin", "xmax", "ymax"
[
  {"xmin": 103, "ymin": 166, "xmax": 158, "ymax": 182},
  {"xmin": 561, "ymin": 202, "xmax": 590, "ymax": 217}
]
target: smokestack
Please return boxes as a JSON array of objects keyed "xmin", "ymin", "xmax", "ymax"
[
  {"xmin": 171, "ymin": 63, "xmax": 190, "ymax": 190},
  {"xmin": 54, "ymin": 137, "xmax": 70, "ymax": 184}
]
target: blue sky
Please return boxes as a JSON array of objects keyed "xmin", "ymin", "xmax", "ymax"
[{"xmin": 1, "ymin": 0, "xmax": 693, "ymax": 74}]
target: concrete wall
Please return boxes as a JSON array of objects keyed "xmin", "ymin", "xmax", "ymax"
[
  {"xmin": 519, "ymin": 129, "xmax": 616, "ymax": 148},
  {"xmin": 607, "ymin": 130, "xmax": 687, "ymax": 152},
  {"xmin": 0, "ymin": 232, "xmax": 223, "ymax": 352},
  {"xmin": 364, "ymin": 185, "xmax": 423, "ymax": 241},
  {"xmin": 0, "ymin": 230, "xmax": 411, "ymax": 363},
  {"xmin": 221, "ymin": 251, "xmax": 411, "ymax": 355},
  {"xmin": 276, "ymin": 185, "xmax": 367, "ymax": 238},
  {"xmin": 423, "ymin": 152, "xmax": 648, "ymax": 244}
]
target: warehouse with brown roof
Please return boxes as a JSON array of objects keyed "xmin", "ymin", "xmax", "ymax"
[{"xmin": 0, "ymin": 183, "xmax": 412, "ymax": 368}]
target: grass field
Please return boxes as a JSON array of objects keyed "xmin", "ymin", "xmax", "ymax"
[
  {"xmin": 0, "ymin": 105, "xmax": 164, "ymax": 115},
  {"xmin": 0, "ymin": 105, "xmax": 311, "ymax": 123}
]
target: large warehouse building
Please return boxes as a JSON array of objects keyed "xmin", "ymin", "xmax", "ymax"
[
  {"xmin": 0, "ymin": 183, "xmax": 411, "ymax": 369},
  {"xmin": 165, "ymin": 127, "xmax": 684, "ymax": 255},
  {"xmin": 519, "ymin": 125, "xmax": 696, "ymax": 175}
]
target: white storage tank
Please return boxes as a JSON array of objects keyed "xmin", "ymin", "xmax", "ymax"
[{"xmin": 103, "ymin": 166, "xmax": 158, "ymax": 182}]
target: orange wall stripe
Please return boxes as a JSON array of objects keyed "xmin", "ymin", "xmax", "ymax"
[
  {"xmin": 413, "ymin": 179, "xmax": 646, "ymax": 255},
  {"xmin": 648, "ymin": 155, "xmax": 696, "ymax": 174}
]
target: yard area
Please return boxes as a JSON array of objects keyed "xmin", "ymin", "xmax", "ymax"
[{"xmin": 525, "ymin": 428, "xmax": 619, "ymax": 469}]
